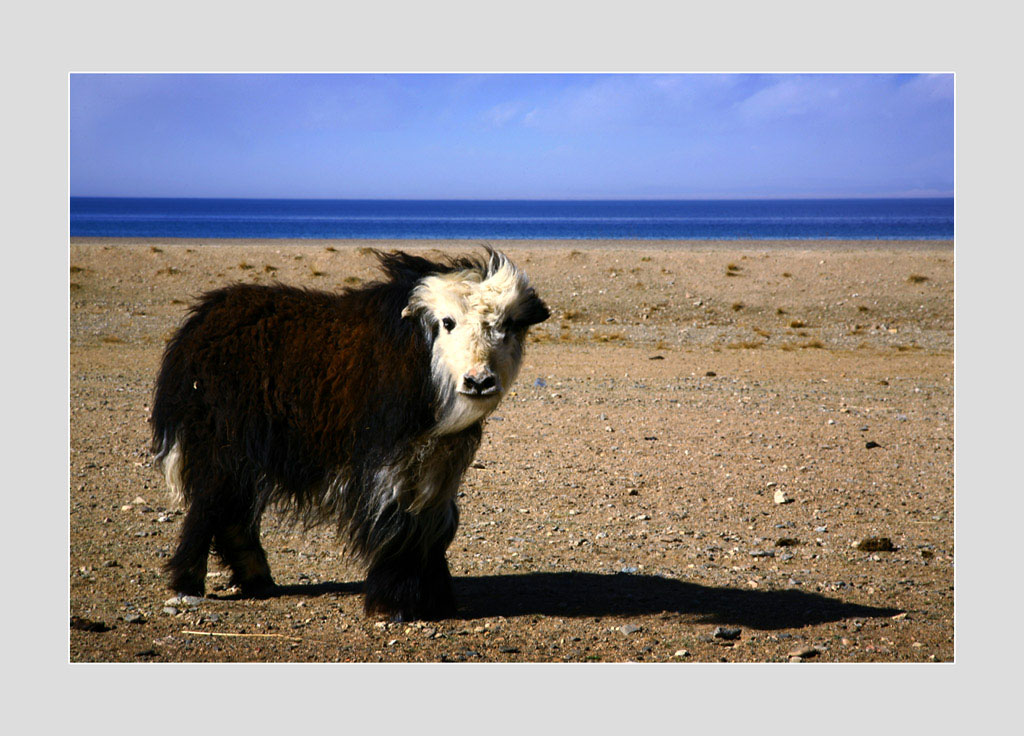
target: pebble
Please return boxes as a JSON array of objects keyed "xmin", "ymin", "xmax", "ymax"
[
  {"xmin": 788, "ymin": 645, "xmax": 820, "ymax": 658},
  {"xmin": 750, "ymin": 550, "xmax": 774, "ymax": 558},
  {"xmin": 674, "ymin": 649, "xmax": 690, "ymax": 658},
  {"xmin": 165, "ymin": 595, "xmax": 202, "ymax": 607},
  {"xmin": 713, "ymin": 626, "xmax": 741, "ymax": 640},
  {"xmin": 865, "ymin": 441, "xmax": 881, "ymax": 449},
  {"xmin": 857, "ymin": 537, "xmax": 895, "ymax": 552},
  {"xmin": 773, "ymin": 490, "xmax": 792, "ymax": 505},
  {"xmin": 620, "ymin": 624, "xmax": 642, "ymax": 636},
  {"xmin": 124, "ymin": 613, "xmax": 145, "ymax": 624},
  {"xmin": 620, "ymin": 566, "xmax": 639, "ymax": 574},
  {"xmin": 533, "ymin": 378, "xmax": 547, "ymax": 387},
  {"xmin": 162, "ymin": 606, "xmax": 179, "ymax": 616}
]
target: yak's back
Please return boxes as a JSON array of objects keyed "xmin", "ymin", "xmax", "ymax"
[{"xmin": 150, "ymin": 279, "xmax": 435, "ymax": 476}]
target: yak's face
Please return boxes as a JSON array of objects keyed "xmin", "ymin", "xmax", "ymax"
[{"xmin": 403, "ymin": 250, "xmax": 549, "ymax": 435}]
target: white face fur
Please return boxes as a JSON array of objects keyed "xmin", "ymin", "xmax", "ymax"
[{"xmin": 402, "ymin": 251, "xmax": 548, "ymax": 435}]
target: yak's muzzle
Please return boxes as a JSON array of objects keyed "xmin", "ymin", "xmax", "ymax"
[{"xmin": 460, "ymin": 366, "xmax": 500, "ymax": 397}]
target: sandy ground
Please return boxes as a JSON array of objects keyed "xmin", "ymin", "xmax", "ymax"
[{"xmin": 69, "ymin": 238, "xmax": 953, "ymax": 663}]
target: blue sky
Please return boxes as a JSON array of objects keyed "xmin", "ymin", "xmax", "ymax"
[{"xmin": 70, "ymin": 73, "xmax": 953, "ymax": 199}]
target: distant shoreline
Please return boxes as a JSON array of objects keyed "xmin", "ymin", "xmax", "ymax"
[{"xmin": 71, "ymin": 237, "xmax": 954, "ymax": 252}]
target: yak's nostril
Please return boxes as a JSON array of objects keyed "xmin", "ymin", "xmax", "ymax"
[{"xmin": 462, "ymin": 371, "xmax": 498, "ymax": 395}]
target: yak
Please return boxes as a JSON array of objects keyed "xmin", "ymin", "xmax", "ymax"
[{"xmin": 150, "ymin": 248, "xmax": 549, "ymax": 621}]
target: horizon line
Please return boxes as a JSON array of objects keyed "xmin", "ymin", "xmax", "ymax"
[{"xmin": 70, "ymin": 194, "xmax": 954, "ymax": 202}]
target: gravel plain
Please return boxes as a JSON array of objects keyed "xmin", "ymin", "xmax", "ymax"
[{"xmin": 69, "ymin": 238, "xmax": 953, "ymax": 663}]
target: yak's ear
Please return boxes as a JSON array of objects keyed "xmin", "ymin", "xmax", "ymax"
[
  {"xmin": 518, "ymin": 291, "xmax": 550, "ymax": 327},
  {"xmin": 401, "ymin": 282, "xmax": 430, "ymax": 320}
]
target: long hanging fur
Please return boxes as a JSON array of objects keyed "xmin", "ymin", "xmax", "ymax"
[{"xmin": 150, "ymin": 249, "xmax": 548, "ymax": 620}]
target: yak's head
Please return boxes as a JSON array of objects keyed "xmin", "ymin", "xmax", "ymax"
[{"xmin": 400, "ymin": 249, "xmax": 549, "ymax": 435}]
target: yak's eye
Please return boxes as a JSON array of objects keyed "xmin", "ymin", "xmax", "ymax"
[{"xmin": 441, "ymin": 317, "xmax": 456, "ymax": 332}]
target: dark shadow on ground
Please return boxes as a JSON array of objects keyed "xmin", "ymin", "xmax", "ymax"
[
  {"xmin": 227, "ymin": 571, "xmax": 899, "ymax": 629},
  {"xmin": 454, "ymin": 572, "xmax": 900, "ymax": 629}
]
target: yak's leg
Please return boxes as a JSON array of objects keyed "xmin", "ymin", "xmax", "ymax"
[
  {"xmin": 214, "ymin": 514, "xmax": 275, "ymax": 597},
  {"xmin": 166, "ymin": 494, "xmax": 219, "ymax": 597},
  {"xmin": 363, "ymin": 502, "xmax": 459, "ymax": 621}
]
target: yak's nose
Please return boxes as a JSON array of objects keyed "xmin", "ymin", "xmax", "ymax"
[{"xmin": 461, "ymin": 367, "xmax": 499, "ymax": 396}]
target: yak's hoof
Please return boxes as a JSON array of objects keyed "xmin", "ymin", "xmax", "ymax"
[
  {"xmin": 233, "ymin": 575, "xmax": 276, "ymax": 599},
  {"xmin": 365, "ymin": 599, "xmax": 456, "ymax": 622}
]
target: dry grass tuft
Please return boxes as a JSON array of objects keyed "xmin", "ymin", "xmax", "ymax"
[
  {"xmin": 101, "ymin": 335, "xmax": 125, "ymax": 344},
  {"xmin": 70, "ymin": 265, "xmax": 85, "ymax": 274},
  {"xmin": 156, "ymin": 267, "xmax": 181, "ymax": 276},
  {"xmin": 753, "ymin": 327, "xmax": 771, "ymax": 338},
  {"xmin": 343, "ymin": 276, "xmax": 361, "ymax": 284},
  {"xmin": 325, "ymin": 246, "xmax": 337, "ymax": 252},
  {"xmin": 781, "ymin": 272, "xmax": 792, "ymax": 278},
  {"xmin": 907, "ymin": 274, "xmax": 929, "ymax": 283},
  {"xmin": 726, "ymin": 340, "xmax": 764, "ymax": 350},
  {"xmin": 731, "ymin": 302, "xmax": 744, "ymax": 311},
  {"xmin": 789, "ymin": 319, "xmax": 805, "ymax": 328},
  {"xmin": 357, "ymin": 247, "xmax": 374, "ymax": 256},
  {"xmin": 310, "ymin": 269, "xmax": 326, "ymax": 277},
  {"xmin": 801, "ymin": 339, "xmax": 825, "ymax": 349},
  {"xmin": 238, "ymin": 262, "xmax": 253, "ymax": 270},
  {"xmin": 562, "ymin": 309, "xmax": 584, "ymax": 321},
  {"xmin": 264, "ymin": 264, "xmax": 277, "ymax": 273},
  {"xmin": 776, "ymin": 307, "xmax": 787, "ymax": 315},
  {"xmin": 150, "ymin": 246, "xmax": 163, "ymax": 253}
]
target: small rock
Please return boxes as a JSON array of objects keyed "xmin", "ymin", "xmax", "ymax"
[
  {"xmin": 713, "ymin": 626, "xmax": 741, "ymax": 640},
  {"xmin": 857, "ymin": 537, "xmax": 895, "ymax": 552},
  {"xmin": 620, "ymin": 624, "xmax": 642, "ymax": 636},
  {"xmin": 165, "ymin": 595, "xmax": 202, "ymax": 607},
  {"xmin": 750, "ymin": 549, "xmax": 775, "ymax": 558},
  {"xmin": 788, "ymin": 645, "xmax": 820, "ymax": 658},
  {"xmin": 776, "ymin": 538, "xmax": 800, "ymax": 547},
  {"xmin": 499, "ymin": 646, "xmax": 520, "ymax": 654},
  {"xmin": 123, "ymin": 613, "xmax": 145, "ymax": 624},
  {"xmin": 773, "ymin": 489, "xmax": 792, "ymax": 505},
  {"xmin": 620, "ymin": 566, "xmax": 639, "ymax": 574},
  {"xmin": 162, "ymin": 606, "xmax": 179, "ymax": 616},
  {"xmin": 533, "ymin": 378, "xmax": 547, "ymax": 388},
  {"xmin": 705, "ymin": 371, "xmax": 716, "ymax": 377},
  {"xmin": 673, "ymin": 649, "xmax": 690, "ymax": 658},
  {"xmin": 865, "ymin": 441, "xmax": 881, "ymax": 449},
  {"xmin": 70, "ymin": 616, "xmax": 111, "ymax": 632}
]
